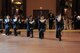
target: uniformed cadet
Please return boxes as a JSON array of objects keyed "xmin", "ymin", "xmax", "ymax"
[
  {"xmin": 4, "ymin": 15, "xmax": 10, "ymax": 35},
  {"xmin": 26, "ymin": 15, "xmax": 35, "ymax": 38},
  {"xmin": 56, "ymin": 14, "xmax": 64, "ymax": 41},
  {"xmin": 12, "ymin": 15, "xmax": 18, "ymax": 36},
  {"xmin": 0, "ymin": 18, "xmax": 3, "ymax": 33},
  {"xmin": 48, "ymin": 13, "xmax": 55, "ymax": 29},
  {"xmin": 38, "ymin": 16, "xmax": 46, "ymax": 39}
]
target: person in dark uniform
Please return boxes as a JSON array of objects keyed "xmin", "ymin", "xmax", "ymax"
[
  {"xmin": 76, "ymin": 15, "xmax": 80, "ymax": 29},
  {"xmin": 12, "ymin": 15, "xmax": 18, "ymax": 36},
  {"xmin": 4, "ymin": 15, "xmax": 10, "ymax": 35},
  {"xmin": 0, "ymin": 17, "xmax": 3, "ymax": 33},
  {"xmin": 38, "ymin": 16, "xmax": 46, "ymax": 39},
  {"xmin": 26, "ymin": 15, "xmax": 35, "ymax": 38},
  {"xmin": 56, "ymin": 14, "xmax": 64, "ymax": 41},
  {"xmin": 48, "ymin": 12, "xmax": 55, "ymax": 29}
]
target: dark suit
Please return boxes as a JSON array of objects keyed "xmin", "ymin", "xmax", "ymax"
[
  {"xmin": 49, "ymin": 14, "xmax": 55, "ymax": 29},
  {"xmin": 26, "ymin": 18, "xmax": 35, "ymax": 38},
  {"xmin": 0, "ymin": 19, "xmax": 3, "ymax": 33},
  {"xmin": 12, "ymin": 18, "xmax": 18, "ymax": 36},
  {"xmin": 56, "ymin": 17, "xmax": 64, "ymax": 41},
  {"xmin": 38, "ymin": 19, "xmax": 46, "ymax": 39},
  {"xmin": 4, "ymin": 18, "xmax": 10, "ymax": 35}
]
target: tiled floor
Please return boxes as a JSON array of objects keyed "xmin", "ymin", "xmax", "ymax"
[{"xmin": 0, "ymin": 30, "xmax": 80, "ymax": 53}]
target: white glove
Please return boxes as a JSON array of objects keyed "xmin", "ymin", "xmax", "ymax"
[
  {"xmin": 40, "ymin": 19, "xmax": 46, "ymax": 23},
  {"xmin": 29, "ymin": 20, "xmax": 34, "ymax": 24},
  {"xmin": 13, "ymin": 18, "xmax": 17, "ymax": 22},
  {"xmin": 5, "ymin": 19, "xmax": 9, "ymax": 22}
]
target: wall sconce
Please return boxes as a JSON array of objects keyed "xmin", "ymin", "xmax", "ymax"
[
  {"xmin": 40, "ymin": 7, "xmax": 43, "ymax": 9},
  {"xmin": 11, "ymin": 0, "xmax": 14, "ymax": 3},
  {"xmin": 14, "ymin": 2, "xmax": 22, "ymax": 5}
]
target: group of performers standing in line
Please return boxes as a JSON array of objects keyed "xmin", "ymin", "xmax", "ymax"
[
  {"xmin": 4, "ymin": 15, "xmax": 20, "ymax": 36},
  {"xmin": 3, "ymin": 13, "xmax": 64, "ymax": 41}
]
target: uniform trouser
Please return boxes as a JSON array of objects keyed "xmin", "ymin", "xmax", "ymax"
[
  {"xmin": 27, "ymin": 29, "xmax": 33, "ymax": 37},
  {"xmin": 49, "ymin": 21, "xmax": 53, "ymax": 29},
  {"xmin": 27, "ymin": 31, "xmax": 30, "ymax": 37},
  {"xmin": 5, "ymin": 27, "xmax": 10, "ymax": 35},
  {"xmin": 56, "ymin": 29, "xmax": 62, "ymax": 39},
  {"xmin": 14, "ymin": 28, "xmax": 17, "ymax": 36},
  {"xmin": 39, "ymin": 30, "xmax": 44, "ymax": 39}
]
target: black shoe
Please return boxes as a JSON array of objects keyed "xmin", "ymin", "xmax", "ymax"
[
  {"xmin": 6, "ymin": 33, "xmax": 9, "ymax": 36},
  {"xmin": 39, "ymin": 37, "xmax": 44, "ymax": 39},
  {"xmin": 31, "ymin": 37, "xmax": 33, "ymax": 38},
  {"xmin": 27, "ymin": 36, "xmax": 29, "ymax": 37},
  {"xmin": 17, "ymin": 31, "xmax": 21, "ymax": 34},
  {"xmin": 59, "ymin": 37, "xmax": 62, "ymax": 41},
  {"xmin": 0, "ymin": 30, "xmax": 3, "ymax": 33},
  {"xmin": 40, "ymin": 38, "xmax": 43, "ymax": 39},
  {"xmin": 56, "ymin": 37, "xmax": 59, "ymax": 38},
  {"xmin": 7, "ymin": 34, "xmax": 9, "ymax": 36},
  {"xmin": 56, "ymin": 35, "xmax": 59, "ymax": 38},
  {"xmin": 9, "ymin": 31, "xmax": 12, "ymax": 35},
  {"xmin": 15, "ymin": 34, "xmax": 18, "ymax": 36},
  {"xmin": 39, "ymin": 37, "xmax": 42, "ymax": 39},
  {"xmin": 27, "ymin": 35, "xmax": 30, "ymax": 37},
  {"xmin": 31, "ymin": 36, "xmax": 33, "ymax": 38},
  {"xmin": 27, "ymin": 34, "xmax": 30, "ymax": 37}
]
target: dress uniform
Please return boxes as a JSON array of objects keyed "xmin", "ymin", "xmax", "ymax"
[
  {"xmin": 0, "ymin": 19, "xmax": 3, "ymax": 33},
  {"xmin": 38, "ymin": 16, "xmax": 46, "ymax": 39},
  {"xmin": 4, "ymin": 15, "xmax": 10, "ymax": 35},
  {"xmin": 48, "ymin": 13, "xmax": 55, "ymax": 29},
  {"xmin": 26, "ymin": 16, "xmax": 35, "ymax": 38},
  {"xmin": 12, "ymin": 16, "xmax": 18, "ymax": 36},
  {"xmin": 56, "ymin": 14, "xmax": 64, "ymax": 41},
  {"xmin": 76, "ymin": 15, "xmax": 80, "ymax": 29}
]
